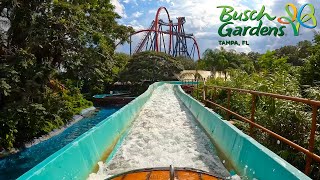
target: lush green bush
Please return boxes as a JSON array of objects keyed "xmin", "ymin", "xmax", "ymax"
[
  {"xmin": 0, "ymin": 86, "xmax": 92, "ymax": 149},
  {"xmin": 191, "ymin": 33, "xmax": 320, "ymax": 178},
  {"xmin": 120, "ymin": 51, "xmax": 183, "ymax": 82},
  {"xmin": 0, "ymin": 0, "xmax": 131, "ymax": 151},
  {"xmin": 193, "ymin": 68, "xmax": 319, "ymax": 178}
]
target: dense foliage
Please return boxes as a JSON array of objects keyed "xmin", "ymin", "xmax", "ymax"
[
  {"xmin": 301, "ymin": 34, "xmax": 320, "ymax": 87},
  {"xmin": 0, "ymin": 0, "xmax": 133, "ymax": 150},
  {"xmin": 197, "ymin": 48, "xmax": 256, "ymax": 79},
  {"xmin": 204, "ymin": 70, "xmax": 313, "ymax": 173},
  {"xmin": 120, "ymin": 51, "xmax": 184, "ymax": 82},
  {"xmin": 176, "ymin": 56, "xmax": 197, "ymax": 70},
  {"xmin": 194, "ymin": 34, "xmax": 320, "ymax": 179}
]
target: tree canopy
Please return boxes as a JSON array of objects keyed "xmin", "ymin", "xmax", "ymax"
[
  {"xmin": 0, "ymin": 0, "xmax": 133, "ymax": 150},
  {"xmin": 300, "ymin": 33, "xmax": 320, "ymax": 87},
  {"xmin": 120, "ymin": 51, "xmax": 184, "ymax": 82},
  {"xmin": 197, "ymin": 47, "xmax": 256, "ymax": 79}
]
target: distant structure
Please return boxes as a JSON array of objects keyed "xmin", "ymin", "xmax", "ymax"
[
  {"xmin": 212, "ymin": 71, "xmax": 230, "ymax": 80},
  {"xmin": 130, "ymin": 7, "xmax": 200, "ymax": 60},
  {"xmin": 177, "ymin": 70, "xmax": 229, "ymax": 81}
]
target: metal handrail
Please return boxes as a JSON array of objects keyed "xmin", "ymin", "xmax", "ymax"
[
  {"xmin": 209, "ymin": 85, "xmax": 320, "ymax": 106},
  {"xmin": 198, "ymin": 84, "xmax": 320, "ymax": 175}
]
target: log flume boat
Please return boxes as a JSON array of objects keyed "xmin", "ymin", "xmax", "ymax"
[{"xmin": 108, "ymin": 166, "xmax": 222, "ymax": 180}]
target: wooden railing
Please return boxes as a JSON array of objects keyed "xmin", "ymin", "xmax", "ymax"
[{"xmin": 193, "ymin": 84, "xmax": 320, "ymax": 175}]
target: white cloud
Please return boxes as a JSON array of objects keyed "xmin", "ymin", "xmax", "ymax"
[
  {"xmin": 123, "ymin": 0, "xmax": 138, "ymax": 5},
  {"xmin": 129, "ymin": 20, "xmax": 145, "ymax": 30},
  {"xmin": 111, "ymin": 0, "xmax": 127, "ymax": 18},
  {"xmin": 116, "ymin": 0, "xmax": 319, "ymax": 56},
  {"xmin": 165, "ymin": 0, "xmax": 318, "ymax": 53},
  {"xmin": 132, "ymin": 11, "xmax": 143, "ymax": 18},
  {"xmin": 218, "ymin": 44, "xmax": 252, "ymax": 53},
  {"xmin": 148, "ymin": 9, "xmax": 157, "ymax": 14},
  {"xmin": 297, "ymin": 0, "xmax": 308, "ymax": 4},
  {"xmin": 168, "ymin": 0, "xmax": 247, "ymax": 28},
  {"xmin": 160, "ymin": 0, "xmax": 172, "ymax": 3},
  {"xmin": 161, "ymin": 0, "xmax": 262, "ymax": 54}
]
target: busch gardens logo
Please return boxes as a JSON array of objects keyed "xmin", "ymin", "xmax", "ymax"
[{"xmin": 217, "ymin": 3, "xmax": 317, "ymax": 37}]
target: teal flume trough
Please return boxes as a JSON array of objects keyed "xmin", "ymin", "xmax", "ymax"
[{"xmin": 19, "ymin": 82, "xmax": 310, "ymax": 180}]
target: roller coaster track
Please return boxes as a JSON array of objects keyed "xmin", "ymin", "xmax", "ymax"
[{"xmin": 130, "ymin": 7, "xmax": 201, "ymax": 60}]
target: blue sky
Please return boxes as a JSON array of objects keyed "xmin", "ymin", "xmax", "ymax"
[{"xmin": 111, "ymin": 0, "xmax": 320, "ymax": 57}]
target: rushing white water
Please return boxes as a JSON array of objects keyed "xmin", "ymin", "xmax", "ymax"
[{"xmin": 88, "ymin": 84, "xmax": 230, "ymax": 179}]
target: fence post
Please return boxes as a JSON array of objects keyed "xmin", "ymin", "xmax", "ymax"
[
  {"xmin": 203, "ymin": 82, "xmax": 207, "ymax": 102},
  {"xmin": 196, "ymin": 79, "xmax": 199, "ymax": 100},
  {"xmin": 305, "ymin": 105, "xmax": 318, "ymax": 175},
  {"xmin": 211, "ymin": 87, "xmax": 215, "ymax": 101},
  {"xmin": 250, "ymin": 94, "xmax": 256, "ymax": 137},
  {"xmin": 227, "ymin": 89, "xmax": 231, "ymax": 120}
]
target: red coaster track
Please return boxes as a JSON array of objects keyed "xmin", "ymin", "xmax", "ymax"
[{"xmin": 129, "ymin": 7, "xmax": 201, "ymax": 60}]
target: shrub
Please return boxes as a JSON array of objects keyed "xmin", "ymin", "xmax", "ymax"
[{"xmin": 193, "ymin": 69, "xmax": 319, "ymax": 178}]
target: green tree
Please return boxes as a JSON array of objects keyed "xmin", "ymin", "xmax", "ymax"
[
  {"xmin": 247, "ymin": 52, "xmax": 261, "ymax": 70},
  {"xmin": 0, "ymin": 0, "xmax": 133, "ymax": 150},
  {"xmin": 112, "ymin": 52, "xmax": 131, "ymax": 79},
  {"xmin": 176, "ymin": 56, "xmax": 196, "ymax": 70},
  {"xmin": 258, "ymin": 50, "xmax": 289, "ymax": 73},
  {"xmin": 120, "ymin": 51, "xmax": 183, "ymax": 82},
  {"xmin": 201, "ymin": 48, "xmax": 228, "ymax": 77},
  {"xmin": 199, "ymin": 48, "xmax": 255, "ymax": 79},
  {"xmin": 300, "ymin": 33, "xmax": 320, "ymax": 86},
  {"xmin": 274, "ymin": 40, "xmax": 312, "ymax": 66},
  {"xmin": 275, "ymin": 46, "xmax": 300, "ymax": 66}
]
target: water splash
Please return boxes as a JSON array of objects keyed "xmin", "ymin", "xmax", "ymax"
[{"xmin": 88, "ymin": 84, "xmax": 229, "ymax": 179}]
